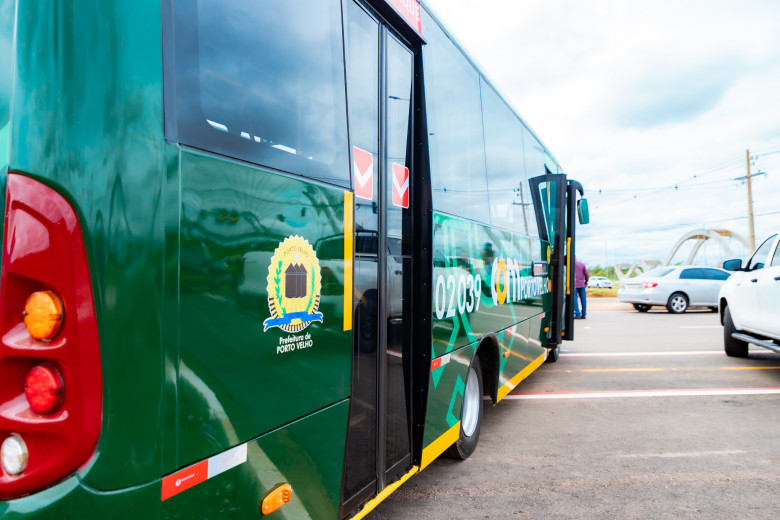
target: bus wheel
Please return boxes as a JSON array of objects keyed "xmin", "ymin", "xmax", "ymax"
[
  {"xmin": 546, "ymin": 345, "xmax": 560, "ymax": 363},
  {"xmin": 723, "ymin": 307, "xmax": 748, "ymax": 358},
  {"xmin": 445, "ymin": 357, "xmax": 483, "ymax": 460}
]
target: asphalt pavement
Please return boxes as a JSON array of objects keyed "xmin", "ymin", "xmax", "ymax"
[{"xmin": 370, "ymin": 299, "xmax": 780, "ymax": 520}]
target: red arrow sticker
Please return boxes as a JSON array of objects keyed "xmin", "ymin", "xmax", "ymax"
[
  {"xmin": 352, "ymin": 146, "xmax": 374, "ymax": 201},
  {"xmin": 392, "ymin": 163, "xmax": 409, "ymax": 208}
]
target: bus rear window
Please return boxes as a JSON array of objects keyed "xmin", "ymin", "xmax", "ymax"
[{"xmin": 166, "ymin": 0, "xmax": 350, "ymax": 187}]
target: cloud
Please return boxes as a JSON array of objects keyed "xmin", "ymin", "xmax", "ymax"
[
  {"xmin": 424, "ymin": 0, "xmax": 780, "ymax": 267},
  {"xmin": 611, "ymin": 60, "xmax": 737, "ymax": 129}
]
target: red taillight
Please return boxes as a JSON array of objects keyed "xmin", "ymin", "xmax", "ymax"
[
  {"xmin": 0, "ymin": 173, "xmax": 102, "ymax": 500},
  {"xmin": 641, "ymin": 282, "xmax": 658, "ymax": 289},
  {"xmin": 25, "ymin": 364, "xmax": 64, "ymax": 415}
]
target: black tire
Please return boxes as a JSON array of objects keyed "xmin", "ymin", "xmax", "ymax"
[
  {"xmin": 546, "ymin": 345, "xmax": 560, "ymax": 363},
  {"xmin": 445, "ymin": 357, "xmax": 483, "ymax": 460},
  {"xmin": 709, "ymin": 306, "xmax": 718, "ymax": 313},
  {"xmin": 633, "ymin": 303, "xmax": 651, "ymax": 312},
  {"xmin": 666, "ymin": 292, "xmax": 688, "ymax": 314},
  {"xmin": 723, "ymin": 306, "xmax": 748, "ymax": 357}
]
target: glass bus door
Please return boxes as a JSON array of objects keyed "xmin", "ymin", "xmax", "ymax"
[
  {"xmin": 342, "ymin": 1, "xmax": 414, "ymax": 514},
  {"xmin": 529, "ymin": 173, "xmax": 567, "ymax": 352}
]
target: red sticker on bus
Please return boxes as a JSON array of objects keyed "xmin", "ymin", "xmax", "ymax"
[
  {"xmin": 392, "ymin": 163, "xmax": 409, "ymax": 208},
  {"xmin": 352, "ymin": 146, "xmax": 374, "ymax": 201},
  {"xmin": 161, "ymin": 460, "xmax": 209, "ymax": 501},
  {"xmin": 385, "ymin": 0, "xmax": 422, "ymax": 35}
]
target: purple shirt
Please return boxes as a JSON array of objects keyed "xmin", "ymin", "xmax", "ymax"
[{"xmin": 575, "ymin": 260, "xmax": 589, "ymax": 289}]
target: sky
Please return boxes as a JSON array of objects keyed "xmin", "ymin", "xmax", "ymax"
[{"xmin": 422, "ymin": 0, "xmax": 780, "ymax": 270}]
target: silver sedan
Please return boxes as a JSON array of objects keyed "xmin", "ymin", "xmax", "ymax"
[{"xmin": 617, "ymin": 266, "xmax": 731, "ymax": 313}]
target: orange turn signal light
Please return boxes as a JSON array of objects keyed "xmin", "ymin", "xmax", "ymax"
[
  {"xmin": 23, "ymin": 291, "xmax": 64, "ymax": 340},
  {"xmin": 261, "ymin": 483, "xmax": 292, "ymax": 515}
]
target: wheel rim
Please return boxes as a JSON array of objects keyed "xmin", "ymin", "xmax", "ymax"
[
  {"xmin": 671, "ymin": 296, "xmax": 686, "ymax": 312},
  {"xmin": 462, "ymin": 366, "xmax": 480, "ymax": 437}
]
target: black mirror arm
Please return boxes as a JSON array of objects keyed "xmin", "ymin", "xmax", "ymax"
[{"xmin": 567, "ymin": 179, "xmax": 584, "ymax": 197}]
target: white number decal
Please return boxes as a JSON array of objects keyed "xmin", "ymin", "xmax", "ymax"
[
  {"xmin": 474, "ymin": 274, "xmax": 481, "ymax": 311},
  {"xmin": 457, "ymin": 275, "xmax": 467, "ymax": 315},
  {"xmin": 434, "ymin": 273, "xmax": 482, "ymax": 319},
  {"xmin": 446, "ymin": 275, "xmax": 456, "ymax": 318},
  {"xmin": 435, "ymin": 276, "xmax": 446, "ymax": 319},
  {"xmin": 465, "ymin": 275, "xmax": 474, "ymax": 313}
]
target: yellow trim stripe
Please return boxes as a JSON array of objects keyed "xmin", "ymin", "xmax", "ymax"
[
  {"xmin": 497, "ymin": 352, "xmax": 547, "ymax": 402},
  {"xmin": 420, "ymin": 422, "xmax": 461, "ymax": 469},
  {"xmin": 566, "ymin": 237, "xmax": 572, "ymax": 295},
  {"xmin": 344, "ymin": 192, "xmax": 354, "ymax": 331},
  {"xmin": 349, "ymin": 466, "xmax": 419, "ymax": 520},
  {"xmin": 350, "ymin": 420, "xmax": 469, "ymax": 518},
  {"xmin": 547, "ymin": 245, "xmax": 552, "ymax": 293}
]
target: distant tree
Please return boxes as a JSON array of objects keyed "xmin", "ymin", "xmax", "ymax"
[{"xmin": 587, "ymin": 264, "xmax": 616, "ymax": 279}]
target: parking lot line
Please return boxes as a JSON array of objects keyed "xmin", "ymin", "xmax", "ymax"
[
  {"xmin": 562, "ymin": 351, "xmax": 723, "ymax": 357},
  {"xmin": 721, "ymin": 366, "xmax": 780, "ymax": 371},
  {"xmin": 679, "ymin": 325, "xmax": 722, "ymax": 329},
  {"xmin": 505, "ymin": 388, "xmax": 780, "ymax": 400},
  {"xmin": 581, "ymin": 368, "xmax": 664, "ymax": 373}
]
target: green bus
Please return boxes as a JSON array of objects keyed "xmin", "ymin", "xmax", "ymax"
[{"xmin": 0, "ymin": 0, "xmax": 588, "ymax": 518}]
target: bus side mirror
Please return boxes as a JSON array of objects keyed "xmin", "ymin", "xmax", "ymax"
[
  {"xmin": 722, "ymin": 259, "xmax": 742, "ymax": 271},
  {"xmin": 577, "ymin": 199, "xmax": 590, "ymax": 225}
]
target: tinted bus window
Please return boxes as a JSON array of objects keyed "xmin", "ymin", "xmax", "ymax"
[
  {"xmin": 167, "ymin": 0, "xmax": 350, "ymax": 186},
  {"xmin": 423, "ymin": 11, "xmax": 489, "ymax": 224},
  {"xmin": 481, "ymin": 81, "xmax": 530, "ymax": 235},
  {"xmin": 0, "ymin": 0, "xmax": 12, "ymax": 165}
]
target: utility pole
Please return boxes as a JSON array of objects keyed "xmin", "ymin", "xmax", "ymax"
[
  {"xmin": 736, "ymin": 149, "xmax": 766, "ymax": 252},
  {"xmin": 747, "ymin": 149, "xmax": 755, "ymax": 252}
]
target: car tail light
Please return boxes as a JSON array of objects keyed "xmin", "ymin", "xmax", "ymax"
[
  {"xmin": 641, "ymin": 282, "xmax": 658, "ymax": 289},
  {"xmin": 0, "ymin": 173, "xmax": 102, "ymax": 500}
]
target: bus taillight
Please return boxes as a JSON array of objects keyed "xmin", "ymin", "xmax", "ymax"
[
  {"xmin": 24, "ymin": 364, "xmax": 64, "ymax": 415},
  {"xmin": 23, "ymin": 291, "xmax": 64, "ymax": 340},
  {"xmin": 0, "ymin": 173, "xmax": 102, "ymax": 500}
]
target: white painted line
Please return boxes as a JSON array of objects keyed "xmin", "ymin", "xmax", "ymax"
[
  {"xmin": 614, "ymin": 450, "xmax": 747, "ymax": 459},
  {"xmin": 679, "ymin": 326, "xmax": 721, "ymax": 329},
  {"xmin": 562, "ymin": 351, "xmax": 723, "ymax": 358},
  {"xmin": 504, "ymin": 388, "xmax": 780, "ymax": 400}
]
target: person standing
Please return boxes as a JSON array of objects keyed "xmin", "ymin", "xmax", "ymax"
[{"xmin": 574, "ymin": 259, "xmax": 589, "ymax": 319}]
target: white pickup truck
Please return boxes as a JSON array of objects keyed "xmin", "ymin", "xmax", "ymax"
[{"xmin": 719, "ymin": 233, "xmax": 780, "ymax": 356}]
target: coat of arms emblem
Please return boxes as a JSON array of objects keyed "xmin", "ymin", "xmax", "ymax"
[{"xmin": 263, "ymin": 235, "xmax": 323, "ymax": 333}]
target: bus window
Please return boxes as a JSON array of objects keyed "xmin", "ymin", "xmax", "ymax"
[
  {"xmin": 424, "ymin": 13, "xmax": 489, "ymax": 224},
  {"xmin": 167, "ymin": 0, "xmax": 350, "ymax": 187},
  {"xmin": 0, "ymin": 0, "xmax": 11, "ymax": 167},
  {"xmin": 481, "ymin": 80, "xmax": 529, "ymax": 235}
]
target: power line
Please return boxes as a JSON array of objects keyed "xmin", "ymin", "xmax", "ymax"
[
  {"xmin": 580, "ymin": 209, "xmax": 780, "ymax": 239},
  {"xmin": 588, "ymin": 145, "xmax": 780, "ymax": 202}
]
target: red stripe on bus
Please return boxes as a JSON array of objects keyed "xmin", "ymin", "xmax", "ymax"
[{"xmin": 161, "ymin": 460, "xmax": 209, "ymax": 501}]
